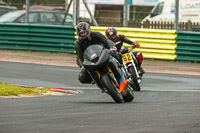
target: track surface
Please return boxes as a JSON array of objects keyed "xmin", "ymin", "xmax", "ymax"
[{"xmin": 0, "ymin": 61, "xmax": 200, "ymax": 133}]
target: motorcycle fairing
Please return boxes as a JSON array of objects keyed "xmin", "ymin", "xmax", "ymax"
[
  {"xmin": 119, "ymin": 74, "xmax": 127, "ymax": 93},
  {"xmin": 84, "ymin": 45, "xmax": 103, "ymax": 61},
  {"xmin": 83, "ymin": 45, "xmax": 110, "ymax": 70}
]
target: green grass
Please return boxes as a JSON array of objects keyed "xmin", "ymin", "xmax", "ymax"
[{"xmin": 0, "ymin": 82, "xmax": 51, "ymax": 96}]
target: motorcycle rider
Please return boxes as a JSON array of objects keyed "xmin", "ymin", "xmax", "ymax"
[
  {"xmin": 75, "ymin": 22, "xmax": 128, "ymax": 93},
  {"xmin": 105, "ymin": 27, "xmax": 145, "ymax": 76}
]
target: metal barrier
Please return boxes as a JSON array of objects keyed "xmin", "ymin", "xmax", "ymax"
[
  {"xmin": 2, "ymin": 24, "xmax": 199, "ymax": 62},
  {"xmin": 91, "ymin": 26, "xmax": 177, "ymax": 60},
  {"xmin": 0, "ymin": 23, "xmax": 76, "ymax": 53},
  {"xmin": 176, "ymin": 31, "xmax": 200, "ymax": 62}
]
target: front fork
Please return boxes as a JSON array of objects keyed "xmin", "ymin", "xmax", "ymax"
[
  {"xmin": 107, "ymin": 57, "xmax": 128, "ymax": 93},
  {"xmin": 96, "ymin": 65, "xmax": 127, "ymax": 93},
  {"xmin": 123, "ymin": 58, "xmax": 141, "ymax": 84},
  {"xmin": 86, "ymin": 70, "xmax": 105, "ymax": 92},
  {"xmin": 127, "ymin": 52, "xmax": 140, "ymax": 79}
]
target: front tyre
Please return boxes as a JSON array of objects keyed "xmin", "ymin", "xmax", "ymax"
[
  {"xmin": 128, "ymin": 66, "xmax": 141, "ymax": 91},
  {"xmin": 123, "ymin": 86, "xmax": 134, "ymax": 102},
  {"xmin": 101, "ymin": 74, "xmax": 123, "ymax": 103}
]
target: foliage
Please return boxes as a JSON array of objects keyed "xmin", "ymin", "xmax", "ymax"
[
  {"xmin": 4, "ymin": 0, "xmax": 65, "ymax": 9},
  {"xmin": 0, "ymin": 82, "xmax": 51, "ymax": 96}
]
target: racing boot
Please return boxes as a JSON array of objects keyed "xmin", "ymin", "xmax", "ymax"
[
  {"xmin": 138, "ymin": 66, "xmax": 145, "ymax": 77},
  {"xmin": 137, "ymin": 60, "xmax": 145, "ymax": 76}
]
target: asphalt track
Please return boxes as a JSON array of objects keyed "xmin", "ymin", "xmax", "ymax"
[{"xmin": 0, "ymin": 61, "xmax": 200, "ymax": 133}]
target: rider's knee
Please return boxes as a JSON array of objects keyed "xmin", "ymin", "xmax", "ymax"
[{"xmin": 78, "ymin": 71, "xmax": 93, "ymax": 84}]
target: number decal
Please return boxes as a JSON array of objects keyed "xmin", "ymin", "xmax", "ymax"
[
  {"xmin": 122, "ymin": 55, "xmax": 127, "ymax": 62},
  {"xmin": 127, "ymin": 54, "xmax": 131, "ymax": 60},
  {"xmin": 122, "ymin": 53, "xmax": 132, "ymax": 63}
]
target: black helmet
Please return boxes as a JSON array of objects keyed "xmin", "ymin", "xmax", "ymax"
[
  {"xmin": 105, "ymin": 27, "xmax": 117, "ymax": 41},
  {"xmin": 76, "ymin": 22, "xmax": 91, "ymax": 41}
]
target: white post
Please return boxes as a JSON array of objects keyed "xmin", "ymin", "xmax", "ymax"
[
  {"xmin": 175, "ymin": 0, "xmax": 179, "ymax": 30},
  {"xmin": 123, "ymin": 0, "xmax": 129, "ymax": 27},
  {"xmin": 73, "ymin": 0, "xmax": 77, "ymax": 26},
  {"xmin": 26, "ymin": 0, "xmax": 30, "ymax": 23}
]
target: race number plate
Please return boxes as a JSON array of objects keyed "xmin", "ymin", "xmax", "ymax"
[{"xmin": 122, "ymin": 53, "xmax": 132, "ymax": 63}]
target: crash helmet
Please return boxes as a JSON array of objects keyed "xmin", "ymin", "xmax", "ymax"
[
  {"xmin": 76, "ymin": 22, "xmax": 91, "ymax": 41},
  {"xmin": 105, "ymin": 27, "xmax": 117, "ymax": 41}
]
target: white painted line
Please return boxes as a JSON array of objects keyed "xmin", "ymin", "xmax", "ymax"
[{"xmin": 142, "ymin": 89, "xmax": 200, "ymax": 92}]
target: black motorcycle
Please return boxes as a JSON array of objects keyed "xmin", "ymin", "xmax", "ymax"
[{"xmin": 83, "ymin": 44, "xmax": 134, "ymax": 103}]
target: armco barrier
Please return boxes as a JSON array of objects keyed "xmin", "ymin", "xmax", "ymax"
[
  {"xmin": 91, "ymin": 26, "xmax": 177, "ymax": 60},
  {"xmin": 176, "ymin": 31, "xmax": 200, "ymax": 62},
  {"xmin": 1, "ymin": 24, "xmax": 186, "ymax": 61},
  {"xmin": 0, "ymin": 23, "xmax": 76, "ymax": 53}
]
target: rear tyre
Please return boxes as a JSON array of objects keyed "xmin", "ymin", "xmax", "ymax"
[
  {"xmin": 101, "ymin": 74, "xmax": 123, "ymax": 103},
  {"xmin": 128, "ymin": 66, "xmax": 141, "ymax": 91}
]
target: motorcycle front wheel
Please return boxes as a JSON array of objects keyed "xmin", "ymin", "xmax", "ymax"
[
  {"xmin": 101, "ymin": 74, "xmax": 123, "ymax": 103},
  {"xmin": 123, "ymin": 86, "xmax": 134, "ymax": 102},
  {"xmin": 128, "ymin": 66, "xmax": 141, "ymax": 91}
]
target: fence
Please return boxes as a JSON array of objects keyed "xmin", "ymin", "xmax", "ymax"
[
  {"xmin": 176, "ymin": 31, "xmax": 200, "ymax": 62},
  {"xmin": 0, "ymin": 24, "xmax": 199, "ymax": 62},
  {"xmin": 0, "ymin": 23, "xmax": 76, "ymax": 53},
  {"xmin": 90, "ymin": 20, "xmax": 200, "ymax": 31}
]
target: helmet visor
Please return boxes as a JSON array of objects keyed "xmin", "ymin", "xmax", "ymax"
[
  {"xmin": 79, "ymin": 31, "xmax": 88, "ymax": 37},
  {"xmin": 106, "ymin": 34, "xmax": 117, "ymax": 39}
]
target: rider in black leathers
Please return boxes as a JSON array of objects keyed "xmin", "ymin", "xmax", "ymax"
[
  {"xmin": 75, "ymin": 22, "xmax": 127, "ymax": 92},
  {"xmin": 105, "ymin": 27, "xmax": 145, "ymax": 76}
]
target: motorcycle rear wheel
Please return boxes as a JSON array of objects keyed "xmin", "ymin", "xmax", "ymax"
[
  {"xmin": 101, "ymin": 74, "xmax": 123, "ymax": 103},
  {"xmin": 128, "ymin": 66, "xmax": 141, "ymax": 91}
]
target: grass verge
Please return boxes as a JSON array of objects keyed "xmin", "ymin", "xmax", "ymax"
[{"xmin": 0, "ymin": 82, "xmax": 51, "ymax": 96}]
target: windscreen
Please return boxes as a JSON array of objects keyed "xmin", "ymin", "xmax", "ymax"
[
  {"xmin": 0, "ymin": 11, "xmax": 24, "ymax": 22},
  {"xmin": 84, "ymin": 45, "xmax": 104, "ymax": 61}
]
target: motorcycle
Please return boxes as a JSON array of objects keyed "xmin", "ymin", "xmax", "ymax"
[
  {"xmin": 83, "ymin": 44, "xmax": 134, "ymax": 103},
  {"xmin": 121, "ymin": 45, "xmax": 142, "ymax": 91}
]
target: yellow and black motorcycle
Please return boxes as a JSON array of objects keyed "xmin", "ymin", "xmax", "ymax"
[{"xmin": 121, "ymin": 45, "xmax": 142, "ymax": 91}]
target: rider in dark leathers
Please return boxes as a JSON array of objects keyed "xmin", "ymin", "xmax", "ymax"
[
  {"xmin": 105, "ymin": 27, "xmax": 145, "ymax": 76},
  {"xmin": 75, "ymin": 22, "xmax": 128, "ymax": 92}
]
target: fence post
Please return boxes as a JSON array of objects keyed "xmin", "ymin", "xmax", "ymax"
[
  {"xmin": 175, "ymin": 0, "xmax": 179, "ymax": 30},
  {"xmin": 26, "ymin": 0, "xmax": 30, "ymax": 23},
  {"xmin": 187, "ymin": 20, "xmax": 192, "ymax": 31}
]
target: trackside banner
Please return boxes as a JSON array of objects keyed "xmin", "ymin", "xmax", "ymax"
[
  {"xmin": 85, "ymin": 0, "xmax": 124, "ymax": 5},
  {"xmin": 130, "ymin": 0, "xmax": 159, "ymax": 6},
  {"xmin": 85, "ymin": 0, "xmax": 159, "ymax": 6}
]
